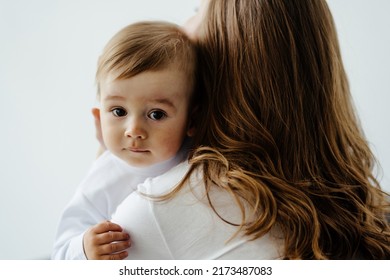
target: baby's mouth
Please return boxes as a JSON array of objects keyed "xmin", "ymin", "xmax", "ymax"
[{"xmin": 125, "ymin": 148, "xmax": 150, "ymax": 153}]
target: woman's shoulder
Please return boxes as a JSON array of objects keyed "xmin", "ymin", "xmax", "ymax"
[{"xmin": 137, "ymin": 160, "xmax": 199, "ymax": 195}]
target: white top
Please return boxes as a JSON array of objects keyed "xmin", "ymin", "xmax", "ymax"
[
  {"xmin": 111, "ymin": 161, "xmax": 284, "ymax": 259},
  {"xmin": 51, "ymin": 149, "xmax": 187, "ymax": 260}
]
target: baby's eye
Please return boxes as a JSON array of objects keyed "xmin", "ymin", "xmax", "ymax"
[
  {"xmin": 111, "ymin": 108, "xmax": 127, "ymax": 117},
  {"xmin": 148, "ymin": 110, "xmax": 167, "ymax": 121}
]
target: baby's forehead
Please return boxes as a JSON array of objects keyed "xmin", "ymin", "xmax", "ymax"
[
  {"xmin": 108, "ymin": 61, "xmax": 193, "ymax": 81},
  {"xmin": 101, "ymin": 67, "xmax": 193, "ymax": 100}
]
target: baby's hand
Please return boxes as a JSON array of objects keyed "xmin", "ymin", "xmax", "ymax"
[{"xmin": 83, "ymin": 221, "xmax": 131, "ymax": 260}]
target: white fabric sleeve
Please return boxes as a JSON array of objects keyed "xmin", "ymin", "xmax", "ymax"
[
  {"xmin": 51, "ymin": 191, "xmax": 106, "ymax": 260},
  {"xmin": 51, "ymin": 151, "xmax": 131, "ymax": 260}
]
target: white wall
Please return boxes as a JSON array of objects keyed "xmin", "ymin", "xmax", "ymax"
[{"xmin": 0, "ymin": 0, "xmax": 389, "ymax": 259}]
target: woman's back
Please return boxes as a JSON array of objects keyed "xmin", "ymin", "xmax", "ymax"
[{"xmin": 112, "ymin": 161, "xmax": 284, "ymax": 259}]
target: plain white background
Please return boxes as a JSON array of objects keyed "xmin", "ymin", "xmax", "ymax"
[{"xmin": 0, "ymin": 0, "xmax": 389, "ymax": 259}]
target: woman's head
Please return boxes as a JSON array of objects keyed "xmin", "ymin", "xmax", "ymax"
[
  {"xmin": 183, "ymin": 0, "xmax": 210, "ymax": 39},
  {"xmin": 194, "ymin": 0, "xmax": 359, "ymax": 176},
  {"xmin": 185, "ymin": 0, "xmax": 389, "ymax": 259}
]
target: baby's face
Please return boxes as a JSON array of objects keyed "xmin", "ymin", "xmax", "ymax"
[{"xmin": 99, "ymin": 67, "xmax": 193, "ymax": 167}]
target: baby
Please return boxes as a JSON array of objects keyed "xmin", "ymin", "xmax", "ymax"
[{"xmin": 52, "ymin": 21, "xmax": 197, "ymax": 259}]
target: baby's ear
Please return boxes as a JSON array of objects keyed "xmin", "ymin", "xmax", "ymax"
[
  {"xmin": 91, "ymin": 107, "xmax": 101, "ymax": 124},
  {"xmin": 91, "ymin": 107, "xmax": 105, "ymax": 150},
  {"xmin": 186, "ymin": 106, "xmax": 198, "ymax": 137}
]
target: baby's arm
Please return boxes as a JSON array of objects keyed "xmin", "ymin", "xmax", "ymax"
[
  {"xmin": 83, "ymin": 221, "xmax": 130, "ymax": 260},
  {"xmin": 52, "ymin": 150, "xmax": 146, "ymax": 259},
  {"xmin": 51, "ymin": 191, "xmax": 107, "ymax": 259}
]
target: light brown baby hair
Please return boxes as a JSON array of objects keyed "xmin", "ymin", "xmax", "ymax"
[{"xmin": 96, "ymin": 21, "xmax": 196, "ymax": 98}]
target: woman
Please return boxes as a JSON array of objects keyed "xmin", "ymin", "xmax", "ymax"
[
  {"xmin": 109, "ymin": 0, "xmax": 390, "ymax": 259},
  {"xmin": 184, "ymin": 0, "xmax": 390, "ymax": 259}
]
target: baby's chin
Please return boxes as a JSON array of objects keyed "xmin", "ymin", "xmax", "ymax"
[{"xmin": 116, "ymin": 151, "xmax": 173, "ymax": 168}]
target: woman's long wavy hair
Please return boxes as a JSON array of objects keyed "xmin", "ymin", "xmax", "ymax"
[{"xmin": 168, "ymin": 0, "xmax": 390, "ymax": 259}]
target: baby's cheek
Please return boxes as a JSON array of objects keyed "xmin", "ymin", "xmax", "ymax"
[
  {"xmin": 158, "ymin": 136, "xmax": 183, "ymax": 159},
  {"xmin": 102, "ymin": 126, "xmax": 121, "ymax": 150}
]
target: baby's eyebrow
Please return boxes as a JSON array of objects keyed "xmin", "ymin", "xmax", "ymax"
[
  {"xmin": 151, "ymin": 98, "xmax": 175, "ymax": 108},
  {"xmin": 104, "ymin": 94, "xmax": 125, "ymax": 101}
]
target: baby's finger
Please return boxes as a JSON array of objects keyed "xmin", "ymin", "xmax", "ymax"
[
  {"xmin": 98, "ymin": 240, "xmax": 131, "ymax": 255},
  {"xmin": 93, "ymin": 221, "xmax": 124, "ymax": 234},
  {"xmin": 101, "ymin": 250, "xmax": 129, "ymax": 260},
  {"xmin": 97, "ymin": 231, "xmax": 130, "ymax": 245}
]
